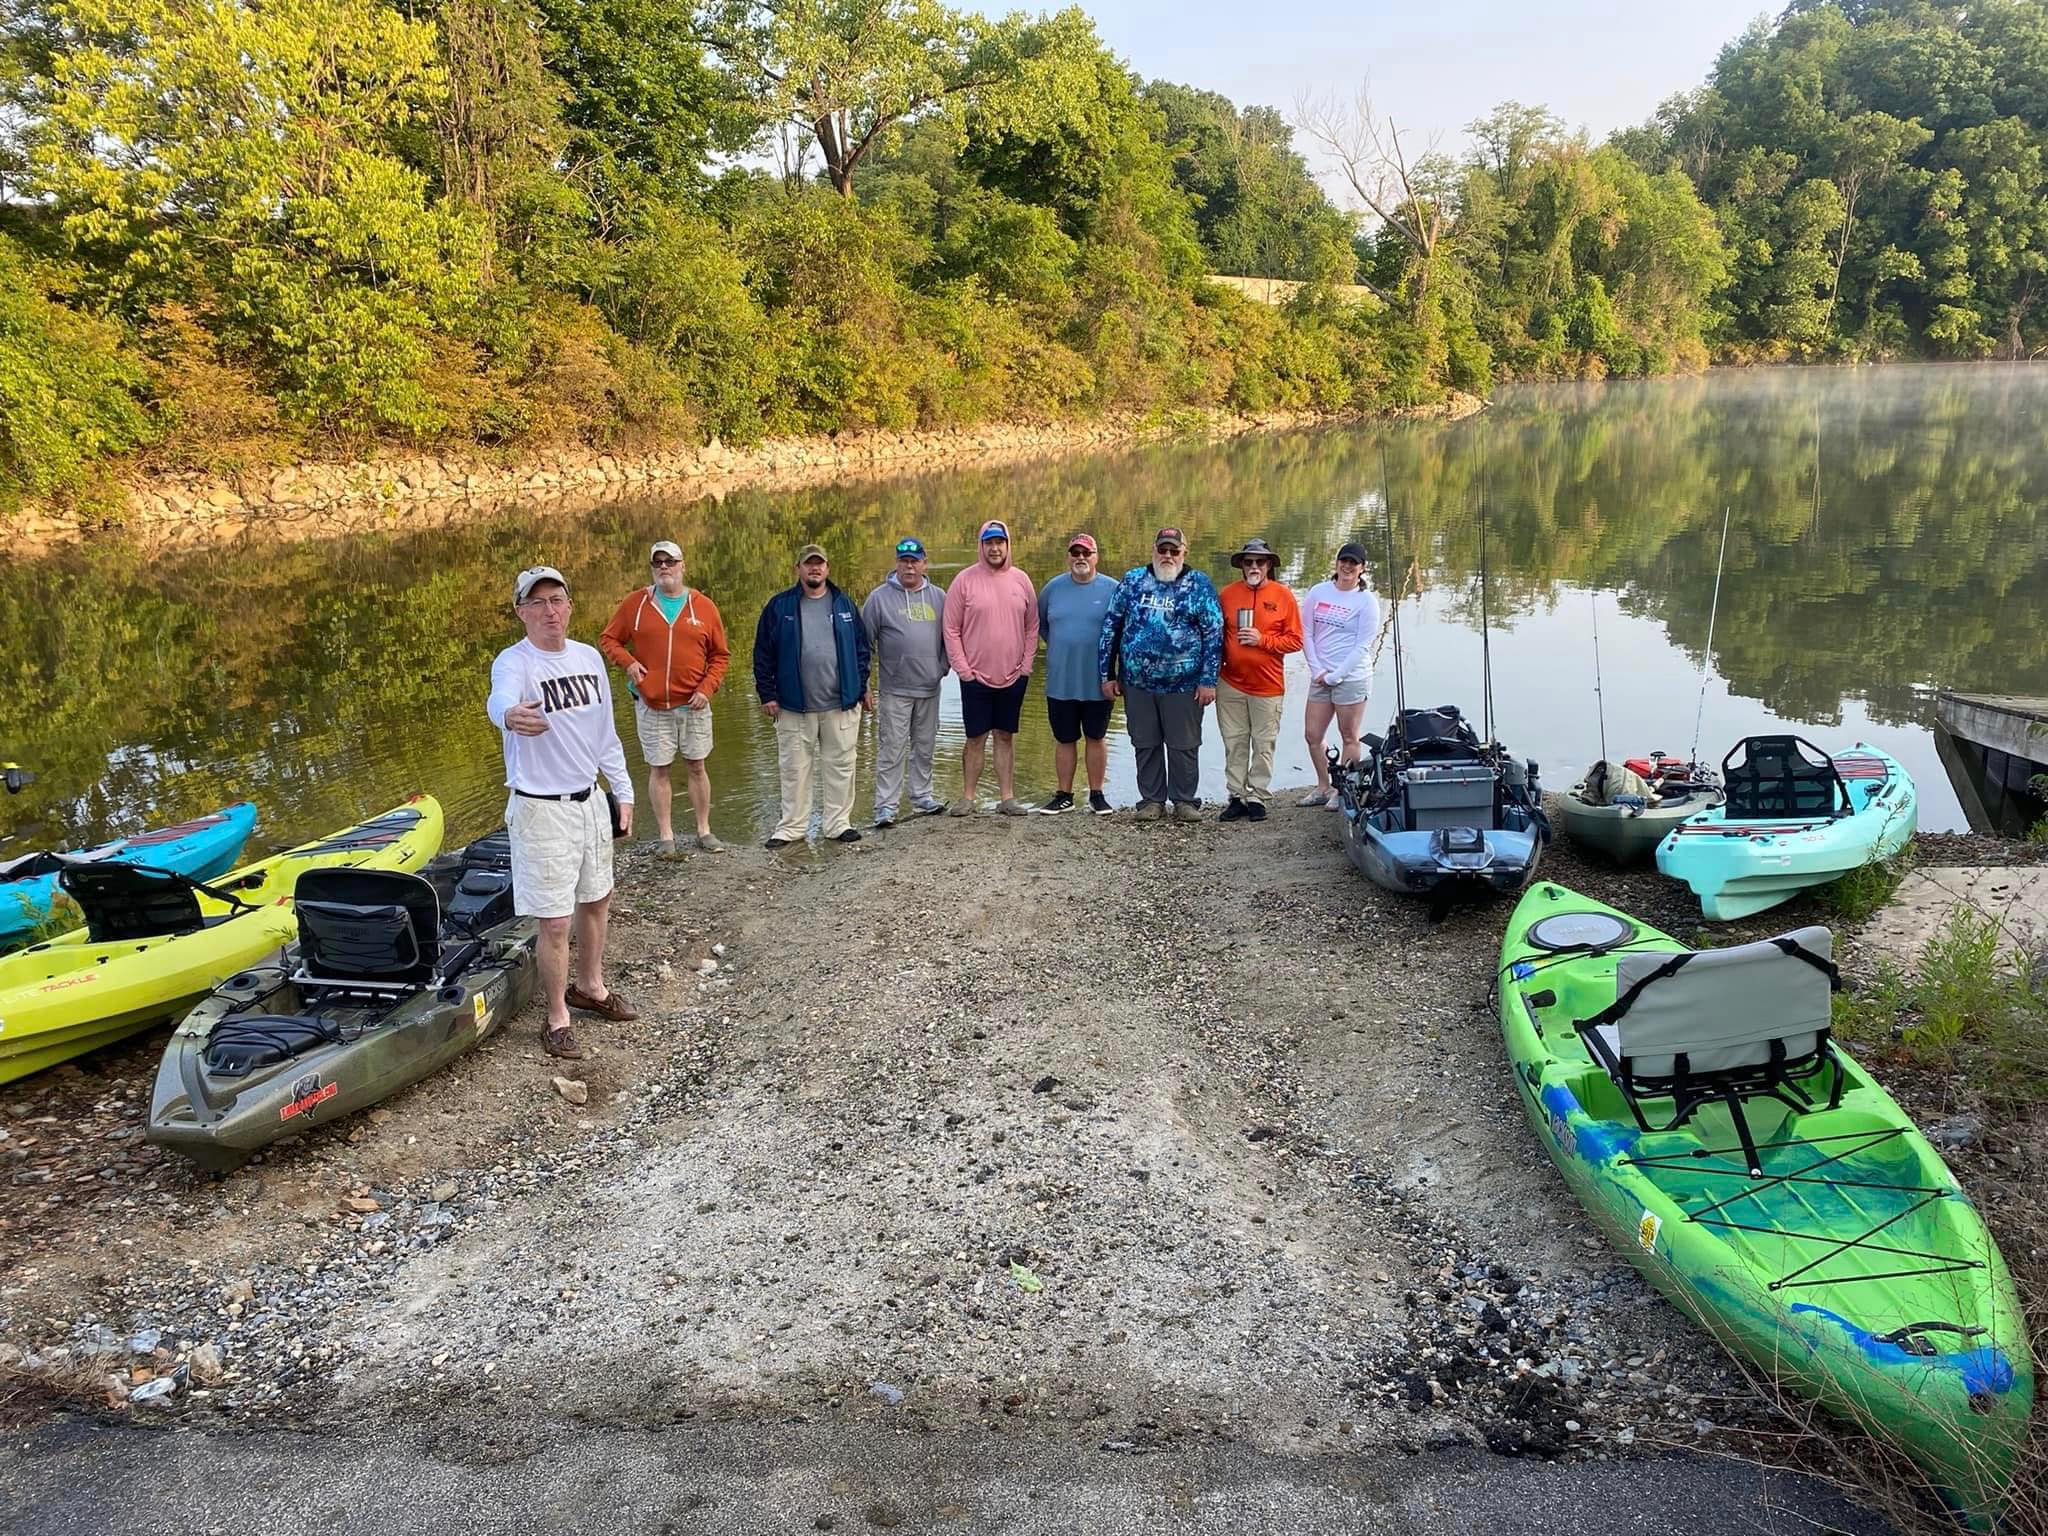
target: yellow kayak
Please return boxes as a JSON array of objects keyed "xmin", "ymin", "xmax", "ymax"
[{"xmin": 0, "ymin": 796, "xmax": 443, "ymax": 1084}]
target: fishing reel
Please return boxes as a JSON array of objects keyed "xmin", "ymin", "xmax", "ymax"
[{"xmin": 2, "ymin": 763, "xmax": 32, "ymax": 795}]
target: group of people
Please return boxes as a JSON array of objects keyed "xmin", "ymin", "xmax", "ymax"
[{"xmin": 485, "ymin": 528, "xmax": 1381, "ymax": 1058}]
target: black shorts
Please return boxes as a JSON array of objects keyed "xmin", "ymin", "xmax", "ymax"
[
  {"xmin": 960, "ymin": 676, "xmax": 1028, "ymax": 738},
  {"xmin": 1046, "ymin": 696, "xmax": 1113, "ymax": 744}
]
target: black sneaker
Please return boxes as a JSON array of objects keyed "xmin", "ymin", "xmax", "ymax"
[
  {"xmin": 1038, "ymin": 791, "xmax": 1075, "ymax": 815},
  {"xmin": 833, "ymin": 828, "xmax": 862, "ymax": 843},
  {"xmin": 1089, "ymin": 791, "xmax": 1113, "ymax": 816},
  {"xmin": 764, "ymin": 836, "xmax": 794, "ymax": 850},
  {"xmin": 1217, "ymin": 797, "xmax": 1248, "ymax": 823},
  {"xmin": 1245, "ymin": 800, "xmax": 1268, "ymax": 822}
]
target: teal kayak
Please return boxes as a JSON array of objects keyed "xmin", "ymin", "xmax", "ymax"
[
  {"xmin": 0, "ymin": 801, "xmax": 258, "ymax": 948},
  {"xmin": 1655, "ymin": 737, "xmax": 1916, "ymax": 920},
  {"xmin": 1499, "ymin": 882, "xmax": 2031, "ymax": 1527}
]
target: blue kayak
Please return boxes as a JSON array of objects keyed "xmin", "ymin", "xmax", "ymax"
[
  {"xmin": 1655, "ymin": 738, "xmax": 1916, "ymax": 921},
  {"xmin": 0, "ymin": 801, "xmax": 258, "ymax": 946}
]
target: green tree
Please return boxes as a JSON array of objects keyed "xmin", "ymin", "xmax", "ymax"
[
  {"xmin": 0, "ymin": 231, "xmax": 154, "ymax": 508},
  {"xmin": 531, "ymin": 0, "xmax": 750, "ymax": 208},
  {"xmin": 1144, "ymin": 81, "xmax": 1355, "ymax": 282},
  {"xmin": 28, "ymin": 0, "xmax": 485, "ymax": 434},
  {"xmin": 702, "ymin": 0, "xmax": 1099, "ymax": 198}
]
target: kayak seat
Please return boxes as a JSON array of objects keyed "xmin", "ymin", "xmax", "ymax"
[
  {"xmin": 1395, "ymin": 706, "xmax": 1478, "ymax": 760},
  {"xmin": 1576, "ymin": 925, "xmax": 1845, "ymax": 1175},
  {"xmin": 57, "ymin": 860, "xmax": 207, "ymax": 942},
  {"xmin": 292, "ymin": 868, "xmax": 441, "ymax": 993},
  {"xmin": 203, "ymin": 1013, "xmax": 344, "ymax": 1076},
  {"xmin": 1722, "ymin": 735, "xmax": 1850, "ymax": 821}
]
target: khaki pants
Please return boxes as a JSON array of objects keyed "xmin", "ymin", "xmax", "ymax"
[
  {"xmin": 873, "ymin": 691, "xmax": 938, "ymax": 818},
  {"xmin": 772, "ymin": 707, "xmax": 862, "ymax": 840},
  {"xmin": 1216, "ymin": 679, "xmax": 1283, "ymax": 803}
]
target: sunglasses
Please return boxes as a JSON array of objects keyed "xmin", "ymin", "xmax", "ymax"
[
  {"xmin": 650, "ymin": 556, "xmax": 679, "ymax": 567},
  {"xmin": 1068, "ymin": 546, "xmax": 1094, "ymax": 557},
  {"xmin": 1155, "ymin": 543, "xmax": 1183, "ymax": 555}
]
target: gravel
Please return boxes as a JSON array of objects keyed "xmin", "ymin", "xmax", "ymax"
[{"xmin": 0, "ymin": 814, "xmax": 2025, "ymax": 1511}]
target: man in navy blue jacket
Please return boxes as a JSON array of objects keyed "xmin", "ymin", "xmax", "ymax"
[{"xmin": 753, "ymin": 544, "xmax": 872, "ymax": 847}]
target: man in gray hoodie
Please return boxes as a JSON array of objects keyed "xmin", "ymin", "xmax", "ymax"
[{"xmin": 861, "ymin": 537, "xmax": 950, "ymax": 826}]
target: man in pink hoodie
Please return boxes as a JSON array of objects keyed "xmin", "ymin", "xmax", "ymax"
[{"xmin": 943, "ymin": 519, "xmax": 1039, "ymax": 815}]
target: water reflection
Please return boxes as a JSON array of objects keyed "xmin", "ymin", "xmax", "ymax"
[{"xmin": 4, "ymin": 363, "xmax": 2046, "ymax": 852}]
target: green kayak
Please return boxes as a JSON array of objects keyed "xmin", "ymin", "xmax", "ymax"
[{"xmin": 1498, "ymin": 882, "xmax": 2032, "ymax": 1527}]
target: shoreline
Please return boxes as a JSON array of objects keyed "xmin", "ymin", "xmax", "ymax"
[{"xmin": 11, "ymin": 394, "xmax": 1485, "ymax": 554}]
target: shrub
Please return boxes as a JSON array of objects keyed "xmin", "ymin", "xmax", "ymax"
[{"xmin": 0, "ymin": 236, "xmax": 154, "ymax": 508}]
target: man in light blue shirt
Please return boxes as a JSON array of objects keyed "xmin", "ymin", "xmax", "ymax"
[{"xmin": 1035, "ymin": 533, "xmax": 1117, "ymax": 815}]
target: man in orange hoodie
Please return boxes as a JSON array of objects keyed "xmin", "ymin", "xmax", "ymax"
[
  {"xmin": 599, "ymin": 541, "xmax": 731, "ymax": 855},
  {"xmin": 1216, "ymin": 538, "xmax": 1303, "ymax": 823}
]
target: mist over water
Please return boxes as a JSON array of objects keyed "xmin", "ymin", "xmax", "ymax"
[{"xmin": 5, "ymin": 363, "xmax": 2045, "ymax": 854}]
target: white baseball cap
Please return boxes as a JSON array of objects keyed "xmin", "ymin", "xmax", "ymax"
[
  {"xmin": 650, "ymin": 541, "xmax": 682, "ymax": 561},
  {"xmin": 514, "ymin": 566, "xmax": 568, "ymax": 603}
]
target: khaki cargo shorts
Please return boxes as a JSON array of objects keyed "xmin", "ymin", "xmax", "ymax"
[{"xmin": 634, "ymin": 697, "xmax": 713, "ymax": 765}]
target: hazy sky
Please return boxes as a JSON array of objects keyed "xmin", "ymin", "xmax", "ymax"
[{"xmin": 1066, "ymin": 1, "xmax": 1771, "ymax": 193}]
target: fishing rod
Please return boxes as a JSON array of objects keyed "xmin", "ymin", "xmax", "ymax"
[
  {"xmin": 1379, "ymin": 446, "xmax": 1406, "ymax": 719},
  {"xmin": 1590, "ymin": 593, "xmax": 1608, "ymax": 768},
  {"xmin": 1479, "ymin": 505, "xmax": 1495, "ymax": 749},
  {"xmin": 1689, "ymin": 505, "xmax": 1732, "ymax": 766}
]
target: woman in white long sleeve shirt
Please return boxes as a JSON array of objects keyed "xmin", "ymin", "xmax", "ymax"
[{"xmin": 1299, "ymin": 542, "xmax": 1380, "ymax": 807}]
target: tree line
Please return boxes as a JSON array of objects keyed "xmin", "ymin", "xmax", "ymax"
[{"xmin": 1, "ymin": 0, "xmax": 2042, "ymax": 517}]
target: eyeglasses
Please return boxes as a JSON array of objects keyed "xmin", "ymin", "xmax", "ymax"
[
  {"xmin": 650, "ymin": 555, "xmax": 679, "ymax": 568},
  {"xmin": 519, "ymin": 594, "xmax": 570, "ymax": 609}
]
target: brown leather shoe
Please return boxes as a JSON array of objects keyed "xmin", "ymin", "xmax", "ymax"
[
  {"xmin": 542, "ymin": 1023, "xmax": 585, "ymax": 1060},
  {"xmin": 565, "ymin": 984, "xmax": 638, "ymax": 1022}
]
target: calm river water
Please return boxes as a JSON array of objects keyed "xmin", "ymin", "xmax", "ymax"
[{"xmin": 5, "ymin": 363, "xmax": 2047, "ymax": 857}]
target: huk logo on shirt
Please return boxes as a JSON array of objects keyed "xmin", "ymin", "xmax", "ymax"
[{"xmin": 537, "ymin": 674, "xmax": 603, "ymax": 712}]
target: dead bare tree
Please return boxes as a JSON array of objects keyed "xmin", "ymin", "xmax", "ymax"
[{"xmin": 1295, "ymin": 85, "xmax": 1444, "ymax": 313}]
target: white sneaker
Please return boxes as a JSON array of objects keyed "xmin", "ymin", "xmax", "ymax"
[{"xmin": 1297, "ymin": 788, "xmax": 1330, "ymax": 808}]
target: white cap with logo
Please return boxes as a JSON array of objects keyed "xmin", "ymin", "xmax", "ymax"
[
  {"xmin": 650, "ymin": 541, "xmax": 682, "ymax": 561},
  {"xmin": 514, "ymin": 566, "xmax": 568, "ymax": 603}
]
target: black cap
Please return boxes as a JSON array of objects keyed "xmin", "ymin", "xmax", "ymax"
[{"xmin": 1337, "ymin": 541, "xmax": 1369, "ymax": 564}]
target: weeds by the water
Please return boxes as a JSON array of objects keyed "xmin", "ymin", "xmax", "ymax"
[
  {"xmin": 1833, "ymin": 907, "xmax": 2048, "ymax": 1105},
  {"xmin": 1811, "ymin": 895, "xmax": 2048, "ymax": 1530},
  {"xmin": 1819, "ymin": 850, "xmax": 1910, "ymax": 924}
]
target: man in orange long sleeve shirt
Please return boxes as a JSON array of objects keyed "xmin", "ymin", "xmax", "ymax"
[
  {"xmin": 1216, "ymin": 538, "xmax": 1303, "ymax": 823},
  {"xmin": 599, "ymin": 541, "xmax": 731, "ymax": 855}
]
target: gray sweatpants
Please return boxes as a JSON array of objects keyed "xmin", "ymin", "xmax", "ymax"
[
  {"xmin": 874, "ymin": 691, "xmax": 939, "ymax": 816},
  {"xmin": 1123, "ymin": 686, "xmax": 1203, "ymax": 806}
]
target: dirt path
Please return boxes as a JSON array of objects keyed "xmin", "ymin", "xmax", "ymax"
[{"xmin": 4, "ymin": 805, "xmax": 1840, "ymax": 1484}]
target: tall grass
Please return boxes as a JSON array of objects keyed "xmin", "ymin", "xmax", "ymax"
[{"xmin": 1820, "ymin": 850, "xmax": 1910, "ymax": 924}]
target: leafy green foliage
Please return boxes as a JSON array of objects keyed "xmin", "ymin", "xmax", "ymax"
[
  {"xmin": 1617, "ymin": 0, "xmax": 2048, "ymax": 360},
  {"xmin": 0, "ymin": 233, "xmax": 154, "ymax": 509},
  {"xmin": 28, "ymin": 0, "xmax": 486, "ymax": 435},
  {"xmin": 1830, "ymin": 907, "xmax": 2048, "ymax": 1107},
  {"xmin": 1820, "ymin": 849, "xmax": 1911, "ymax": 923}
]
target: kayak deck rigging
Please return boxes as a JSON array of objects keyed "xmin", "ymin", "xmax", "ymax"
[{"xmin": 1625, "ymin": 1126, "xmax": 1985, "ymax": 1294}]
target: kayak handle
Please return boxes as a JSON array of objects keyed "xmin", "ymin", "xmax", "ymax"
[{"xmin": 1876, "ymin": 1320, "xmax": 1987, "ymax": 1357}]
